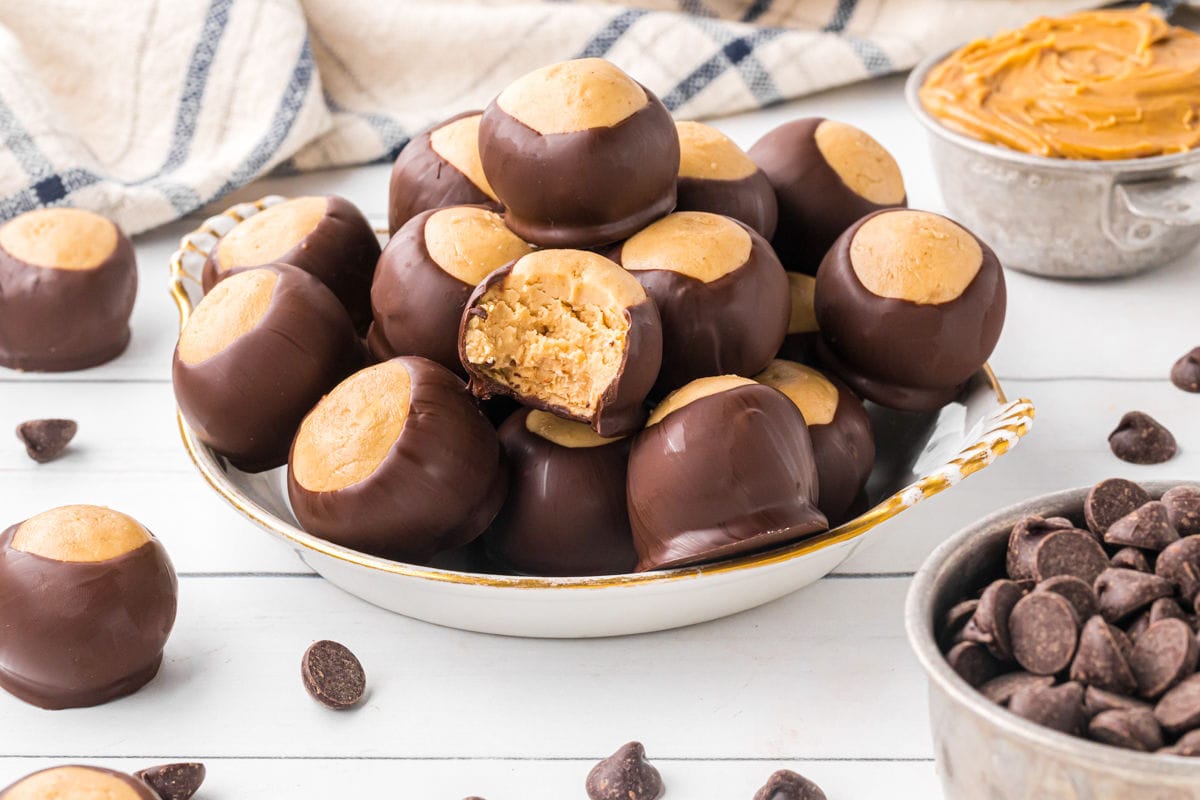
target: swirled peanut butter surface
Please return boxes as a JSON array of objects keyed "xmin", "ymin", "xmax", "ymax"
[{"xmin": 920, "ymin": 6, "xmax": 1200, "ymax": 160}]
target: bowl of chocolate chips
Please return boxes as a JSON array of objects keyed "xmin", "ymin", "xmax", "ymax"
[{"xmin": 907, "ymin": 479, "xmax": 1200, "ymax": 799}]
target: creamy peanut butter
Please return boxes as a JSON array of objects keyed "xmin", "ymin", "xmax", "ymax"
[{"xmin": 920, "ymin": 6, "xmax": 1200, "ymax": 160}]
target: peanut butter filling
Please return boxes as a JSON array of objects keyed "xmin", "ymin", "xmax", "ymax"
[
  {"xmin": 919, "ymin": 6, "xmax": 1200, "ymax": 160},
  {"xmin": 646, "ymin": 375, "xmax": 756, "ymax": 427},
  {"xmin": 429, "ymin": 114, "xmax": 498, "ymax": 200},
  {"xmin": 423, "ymin": 206, "xmax": 533, "ymax": 285},
  {"xmin": 462, "ymin": 250, "xmax": 644, "ymax": 418},
  {"xmin": 754, "ymin": 359, "xmax": 838, "ymax": 426},
  {"xmin": 814, "ymin": 120, "xmax": 905, "ymax": 204},
  {"xmin": 13, "ymin": 505, "xmax": 151, "ymax": 563},
  {"xmin": 497, "ymin": 58, "xmax": 648, "ymax": 135},
  {"xmin": 622, "ymin": 212, "xmax": 752, "ymax": 283},
  {"xmin": 850, "ymin": 210, "xmax": 981, "ymax": 305},
  {"xmin": 676, "ymin": 121, "xmax": 757, "ymax": 181},
  {"xmin": 786, "ymin": 272, "xmax": 819, "ymax": 335},
  {"xmin": 2, "ymin": 767, "xmax": 146, "ymax": 800},
  {"xmin": 525, "ymin": 409, "xmax": 623, "ymax": 449},
  {"xmin": 216, "ymin": 196, "xmax": 327, "ymax": 273},
  {"xmin": 291, "ymin": 360, "xmax": 413, "ymax": 493},
  {"xmin": 0, "ymin": 208, "xmax": 118, "ymax": 271},
  {"xmin": 177, "ymin": 269, "xmax": 278, "ymax": 365}
]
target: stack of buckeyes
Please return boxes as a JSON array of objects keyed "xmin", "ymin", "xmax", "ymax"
[{"xmin": 173, "ymin": 57, "xmax": 1007, "ymax": 577}]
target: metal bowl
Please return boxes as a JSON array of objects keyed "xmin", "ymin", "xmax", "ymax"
[
  {"xmin": 906, "ymin": 51, "xmax": 1200, "ymax": 280},
  {"xmin": 906, "ymin": 481, "xmax": 1200, "ymax": 799}
]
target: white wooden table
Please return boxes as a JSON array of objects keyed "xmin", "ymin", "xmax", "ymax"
[{"xmin": 2, "ymin": 72, "xmax": 1198, "ymax": 799}]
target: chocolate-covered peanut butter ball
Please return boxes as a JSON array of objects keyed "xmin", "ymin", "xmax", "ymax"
[
  {"xmin": 750, "ymin": 118, "xmax": 907, "ymax": 274},
  {"xmin": 388, "ymin": 110, "xmax": 500, "ymax": 235},
  {"xmin": 628, "ymin": 376, "xmax": 827, "ymax": 571},
  {"xmin": 487, "ymin": 408, "xmax": 637, "ymax": 576},
  {"xmin": 173, "ymin": 264, "xmax": 362, "ymax": 472},
  {"xmin": 369, "ymin": 205, "xmax": 533, "ymax": 370},
  {"xmin": 615, "ymin": 211, "xmax": 789, "ymax": 396},
  {"xmin": 287, "ymin": 357, "xmax": 507, "ymax": 563},
  {"xmin": 1, "ymin": 766, "xmax": 160, "ymax": 800},
  {"xmin": 202, "ymin": 195, "xmax": 380, "ymax": 331},
  {"xmin": 814, "ymin": 209, "xmax": 1006, "ymax": 411},
  {"xmin": 0, "ymin": 208, "xmax": 136, "ymax": 371},
  {"xmin": 674, "ymin": 121, "xmax": 777, "ymax": 238},
  {"xmin": 479, "ymin": 58, "xmax": 679, "ymax": 248},
  {"xmin": 777, "ymin": 272, "xmax": 820, "ymax": 364},
  {"xmin": 460, "ymin": 249, "xmax": 663, "ymax": 437},
  {"xmin": 755, "ymin": 359, "xmax": 874, "ymax": 525},
  {"xmin": 0, "ymin": 506, "xmax": 177, "ymax": 709}
]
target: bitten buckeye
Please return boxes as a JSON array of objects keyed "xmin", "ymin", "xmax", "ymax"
[{"xmin": 674, "ymin": 121, "xmax": 777, "ymax": 239}]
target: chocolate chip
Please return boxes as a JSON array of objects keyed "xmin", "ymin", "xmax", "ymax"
[
  {"xmin": 586, "ymin": 742, "xmax": 663, "ymax": 800},
  {"xmin": 1036, "ymin": 575, "xmax": 1098, "ymax": 622},
  {"xmin": 752, "ymin": 769, "xmax": 826, "ymax": 800},
  {"xmin": 980, "ymin": 671, "xmax": 1054, "ymax": 706},
  {"xmin": 301, "ymin": 640, "xmax": 366, "ymax": 709},
  {"xmin": 1163, "ymin": 487, "xmax": 1200, "ymax": 537},
  {"xmin": 1157, "ymin": 537, "xmax": 1200, "ymax": 607},
  {"xmin": 1154, "ymin": 673, "xmax": 1200, "ymax": 734},
  {"xmin": 969, "ymin": 579, "xmax": 1025, "ymax": 660},
  {"xmin": 1085, "ymin": 685, "xmax": 1150, "ymax": 717},
  {"xmin": 14, "ymin": 418, "xmax": 77, "ymax": 463},
  {"xmin": 1161, "ymin": 728, "xmax": 1200, "ymax": 756},
  {"xmin": 1086, "ymin": 479, "xmax": 1152, "ymax": 537},
  {"xmin": 133, "ymin": 763, "xmax": 206, "ymax": 800},
  {"xmin": 946, "ymin": 641, "xmax": 1002, "ymax": 687},
  {"xmin": 1130, "ymin": 618, "xmax": 1199, "ymax": 699},
  {"xmin": 1087, "ymin": 707, "xmax": 1164, "ymax": 751},
  {"xmin": 1034, "ymin": 530, "xmax": 1110, "ymax": 586},
  {"xmin": 1105, "ymin": 501, "xmax": 1179, "ymax": 553},
  {"xmin": 1171, "ymin": 348, "xmax": 1200, "ymax": 393},
  {"xmin": 1150, "ymin": 597, "xmax": 1186, "ymax": 626},
  {"xmin": 1070, "ymin": 616, "xmax": 1136, "ymax": 694},
  {"xmin": 1008, "ymin": 681, "xmax": 1086, "ymax": 736},
  {"xmin": 1007, "ymin": 516, "xmax": 1076, "ymax": 580},
  {"xmin": 1111, "ymin": 547, "xmax": 1151, "ymax": 573},
  {"xmin": 1094, "ymin": 568, "xmax": 1174, "ymax": 623},
  {"xmin": 1010, "ymin": 592, "xmax": 1080, "ymax": 675},
  {"xmin": 938, "ymin": 599, "xmax": 979, "ymax": 649},
  {"xmin": 1109, "ymin": 412, "xmax": 1178, "ymax": 465}
]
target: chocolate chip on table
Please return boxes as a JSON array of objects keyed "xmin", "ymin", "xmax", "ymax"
[
  {"xmin": 1007, "ymin": 515, "xmax": 1076, "ymax": 580},
  {"xmin": 1155, "ymin": 536, "xmax": 1200, "ymax": 607},
  {"xmin": 1154, "ymin": 673, "xmax": 1200, "ymax": 734},
  {"xmin": 1087, "ymin": 707, "xmax": 1164, "ymax": 752},
  {"xmin": 980, "ymin": 671, "xmax": 1054, "ymax": 706},
  {"xmin": 133, "ymin": 763, "xmax": 206, "ymax": 800},
  {"xmin": 1130, "ymin": 618, "xmax": 1199, "ymax": 699},
  {"xmin": 1163, "ymin": 487, "xmax": 1200, "ymax": 537},
  {"xmin": 1086, "ymin": 479, "xmax": 1152, "ymax": 537},
  {"xmin": 1094, "ymin": 568, "xmax": 1174, "ymax": 623},
  {"xmin": 1071, "ymin": 616, "xmax": 1136, "ymax": 695},
  {"xmin": 1111, "ymin": 547, "xmax": 1151, "ymax": 573},
  {"xmin": 586, "ymin": 742, "xmax": 664, "ymax": 800},
  {"xmin": 1036, "ymin": 575, "xmax": 1098, "ymax": 622},
  {"xmin": 938, "ymin": 599, "xmax": 980, "ymax": 649},
  {"xmin": 1171, "ymin": 347, "xmax": 1200, "ymax": 393},
  {"xmin": 1085, "ymin": 685, "xmax": 1151, "ymax": 717},
  {"xmin": 1009, "ymin": 681, "xmax": 1086, "ymax": 736},
  {"xmin": 1105, "ymin": 502, "xmax": 1179, "ymax": 552},
  {"xmin": 752, "ymin": 769, "xmax": 827, "ymax": 800},
  {"xmin": 947, "ymin": 641, "xmax": 1003, "ymax": 687},
  {"xmin": 301, "ymin": 640, "xmax": 366, "ymax": 709},
  {"xmin": 1033, "ymin": 530, "xmax": 1110, "ymax": 585},
  {"xmin": 969, "ymin": 579, "xmax": 1025, "ymax": 660},
  {"xmin": 1161, "ymin": 728, "xmax": 1200, "ymax": 756},
  {"xmin": 14, "ymin": 418, "xmax": 77, "ymax": 463},
  {"xmin": 1109, "ymin": 411, "xmax": 1178, "ymax": 465},
  {"xmin": 1010, "ymin": 592, "xmax": 1080, "ymax": 676}
]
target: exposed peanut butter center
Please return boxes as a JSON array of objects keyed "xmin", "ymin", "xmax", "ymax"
[
  {"xmin": 676, "ymin": 121, "xmax": 757, "ymax": 181},
  {"xmin": 849, "ymin": 210, "xmax": 982, "ymax": 305},
  {"xmin": 525, "ymin": 409, "xmax": 623, "ymax": 448},
  {"xmin": 497, "ymin": 58, "xmax": 648, "ymax": 135},
  {"xmin": 754, "ymin": 359, "xmax": 839, "ymax": 426},
  {"xmin": 919, "ymin": 6, "xmax": 1200, "ymax": 160},
  {"xmin": 646, "ymin": 375, "xmax": 756, "ymax": 427},
  {"xmin": 177, "ymin": 269, "xmax": 278, "ymax": 365},
  {"xmin": 429, "ymin": 114, "xmax": 498, "ymax": 200},
  {"xmin": 12, "ymin": 505, "xmax": 151, "ymax": 563},
  {"xmin": 292, "ymin": 360, "xmax": 413, "ymax": 493},
  {"xmin": 1, "ymin": 767, "xmax": 145, "ymax": 800},
  {"xmin": 216, "ymin": 196, "xmax": 327, "ymax": 273},
  {"xmin": 786, "ymin": 272, "xmax": 818, "ymax": 335},
  {"xmin": 814, "ymin": 120, "xmax": 905, "ymax": 205},
  {"xmin": 462, "ymin": 250, "xmax": 644, "ymax": 418},
  {"xmin": 423, "ymin": 206, "xmax": 534, "ymax": 285},
  {"xmin": 0, "ymin": 208, "xmax": 118, "ymax": 271},
  {"xmin": 621, "ymin": 212, "xmax": 752, "ymax": 283}
]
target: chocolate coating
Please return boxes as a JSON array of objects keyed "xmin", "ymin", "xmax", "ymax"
[
  {"xmin": 173, "ymin": 263, "xmax": 363, "ymax": 472},
  {"xmin": 813, "ymin": 210, "xmax": 1006, "ymax": 411},
  {"xmin": 749, "ymin": 117, "xmax": 907, "ymax": 274},
  {"xmin": 1, "ymin": 766, "xmax": 159, "ymax": 800},
  {"xmin": 0, "ymin": 210, "xmax": 136, "ymax": 371},
  {"xmin": 287, "ymin": 357, "xmax": 507, "ymax": 563},
  {"xmin": 486, "ymin": 407, "xmax": 637, "ymax": 576},
  {"xmin": 0, "ymin": 523, "xmax": 177, "ymax": 710},
  {"xmin": 202, "ymin": 196, "xmax": 380, "ymax": 332},
  {"xmin": 676, "ymin": 172, "xmax": 777, "ymax": 240},
  {"xmin": 628, "ymin": 381, "xmax": 827, "ymax": 571}
]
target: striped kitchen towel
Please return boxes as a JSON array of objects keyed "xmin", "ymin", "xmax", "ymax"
[{"xmin": 0, "ymin": 0, "xmax": 1186, "ymax": 235}]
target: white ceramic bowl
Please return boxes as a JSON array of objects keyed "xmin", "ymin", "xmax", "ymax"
[{"xmin": 169, "ymin": 196, "xmax": 1035, "ymax": 638}]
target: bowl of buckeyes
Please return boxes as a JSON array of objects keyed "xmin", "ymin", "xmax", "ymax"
[{"xmin": 169, "ymin": 57, "xmax": 1034, "ymax": 637}]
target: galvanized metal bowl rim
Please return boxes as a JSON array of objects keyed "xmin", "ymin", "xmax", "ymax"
[
  {"xmin": 905, "ymin": 480, "xmax": 1200, "ymax": 773},
  {"xmin": 905, "ymin": 49, "xmax": 1200, "ymax": 176}
]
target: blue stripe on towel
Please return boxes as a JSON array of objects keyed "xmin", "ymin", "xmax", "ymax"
[
  {"xmin": 823, "ymin": 0, "xmax": 859, "ymax": 33},
  {"xmin": 0, "ymin": 94, "xmax": 52, "ymax": 179},
  {"xmin": 741, "ymin": 0, "xmax": 773, "ymax": 23},
  {"xmin": 660, "ymin": 23, "xmax": 785, "ymax": 110},
  {"xmin": 326, "ymin": 94, "xmax": 411, "ymax": 164},
  {"xmin": 161, "ymin": 0, "xmax": 234, "ymax": 172},
  {"xmin": 0, "ymin": 168, "xmax": 101, "ymax": 219},
  {"xmin": 843, "ymin": 36, "xmax": 894, "ymax": 75},
  {"xmin": 575, "ymin": 9, "xmax": 650, "ymax": 59}
]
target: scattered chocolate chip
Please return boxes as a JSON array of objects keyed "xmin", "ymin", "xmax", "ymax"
[
  {"xmin": 1086, "ymin": 479, "xmax": 1152, "ymax": 537},
  {"xmin": 1130, "ymin": 618, "xmax": 1199, "ymax": 699},
  {"xmin": 133, "ymin": 763, "xmax": 206, "ymax": 800},
  {"xmin": 752, "ymin": 769, "xmax": 826, "ymax": 800},
  {"xmin": 1085, "ymin": 685, "xmax": 1151, "ymax": 717},
  {"xmin": 1034, "ymin": 530, "xmax": 1110, "ymax": 586},
  {"xmin": 1070, "ymin": 615, "xmax": 1136, "ymax": 694},
  {"xmin": 1171, "ymin": 348, "xmax": 1200, "ymax": 393},
  {"xmin": 586, "ymin": 742, "xmax": 663, "ymax": 800},
  {"xmin": 1161, "ymin": 728, "xmax": 1200, "ymax": 756},
  {"xmin": 969, "ymin": 579, "xmax": 1025, "ymax": 660},
  {"xmin": 301, "ymin": 640, "xmax": 366, "ymax": 709},
  {"xmin": 15, "ymin": 418, "xmax": 77, "ymax": 463},
  {"xmin": 1008, "ymin": 681, "xmax": 1086, "ymax": 736},
  {"xmin": 946, "ymin": 640, "xmax": 1003, "ymax": 687},
  {"xmin": 1007, "ymin": 516, "xmax": 1076, "ymax": 580},
  {"xmin": 1109, "ymin": 412, "xmax": 1177, "ymax": 465},
  {"xmin": 938, "ymin": 599, "xmax": 979, "ymax": 649},
  {"xmin": 980, "ymin": 671, "xmax": 1054, "ymax": 706},
  {"xmin": 1010, "ymin": 592, "xmax": 1080, "ymax": 675},
  {"xmin": 1150, "ymin": 597, "xmax": 1186, "ymax": 626},
  {"xmin": 1036, "ymin": 575, "xmax": 1098, "ymax": 622},
  {"xmin": 1154, "ymin": 673, "xmax": 1200, "ymax": 734},
  {"xmin": 1087, "ymin": 707, "xmax": 1164, "ymax": 752},
  {"xmin": 1095, "ymin": 568, "xmax": 1174, "ymax": 623},
  {"xmin": 1111, "ymin": 547, "xmax": 1151, "ymax": 573},
  {"xmin": 1105, "ymin": 501, "xmax": 1179, "ymax": 553},
  {"xmin": 1163, "ymin": 487, "xmax": 1200, "ymax": 537}
]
